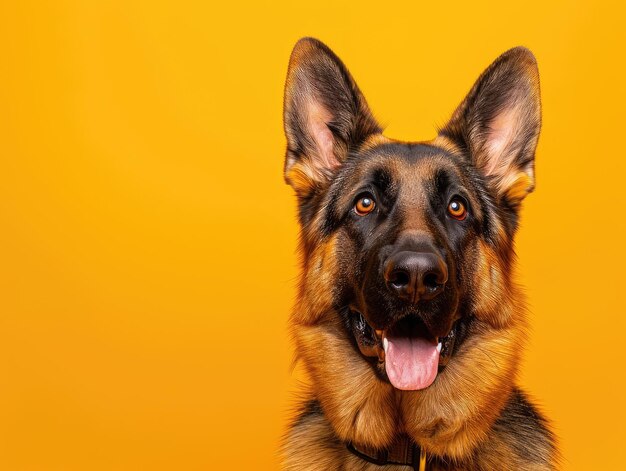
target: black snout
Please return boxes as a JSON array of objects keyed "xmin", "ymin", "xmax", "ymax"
[{"xmin": 384, "ymin": 251, "xmax": 448, "ymax": 303}]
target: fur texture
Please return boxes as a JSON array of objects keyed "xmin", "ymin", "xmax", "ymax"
[{"xmin": 281, "ymin": 38, "xmax": 558, "ymax": 470}]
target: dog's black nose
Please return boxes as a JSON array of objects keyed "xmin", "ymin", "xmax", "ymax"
[{"xmin": 384, "ymin": 251, "xmax": 448, "ymax": 303}]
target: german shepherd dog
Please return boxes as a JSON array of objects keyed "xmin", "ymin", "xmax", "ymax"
[{"xmin": 281, "ymin": 38, "xmax": 558, "ymax": 470}]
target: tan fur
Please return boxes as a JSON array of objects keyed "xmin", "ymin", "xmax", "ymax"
[
  {"xmin": 401, "ymin": 319, "xmax": 522, "ymax": 459},
  {"xmin": 500, "ymin": 171, "xmax": 534, "ymax": 204},
  {"xmin": 471, "ymin": 240, "xmax": 517, "ymax": 328},
  {"xmin": 430, "ymin": 135, "xmax": 463, "ymax": 155},
  {"xmin": 281, "ymin": 40, "xmax": 556, "ymax": 470},
  {"xmin": 281, "ymin": 147, "xmax": 556, "ymax": 468},
  {"xmin": 283, "ymin": 397, "xmax": 555, "ymax": 471},
  {"xmin": 359, "ymin": 133, "xmax": 393, "ymax": 151},
  {"xmin": 291, "ymin": 234, "xmax": 398, "ymax": 447},
  {"xmin": 285, "ymin": 160, "xmax": 320, "ymax": 197},
  {"xmin": 283, "ymin": 222, "xmax": 538, "ymax": 464},
  {"xmin": 283, "ymin": 411, "xmax": 409, "ymax": 471}
]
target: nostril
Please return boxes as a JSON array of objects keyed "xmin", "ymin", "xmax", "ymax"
[
  {"xmin": 423, "ymin": 272, "xmax": 441, "ymax": 290},
  {"xmin": 389, "ymin": 269, "xmax": 410, "ymax": 288}
]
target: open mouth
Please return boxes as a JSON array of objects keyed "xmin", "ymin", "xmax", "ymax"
[{"xmin": 348, "ymin": 309, "xmax": 467, "ymax": 391}]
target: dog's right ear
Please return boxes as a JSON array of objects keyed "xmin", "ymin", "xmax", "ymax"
[{"xmin": 283, "ymin": 38, "xmax": 381, "ymax": 198}]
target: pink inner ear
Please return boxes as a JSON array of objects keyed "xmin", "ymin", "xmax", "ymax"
[
  {"xmin": 307, "ymin": 102, "xmax": 339, "ymax": 171},
  {"xmin": 484, "ymin": 105, "xmax": 521, "ymax": 176}
]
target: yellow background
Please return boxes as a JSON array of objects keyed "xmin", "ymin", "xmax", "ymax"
[{"xmin": 1, "ymin": 1, "xmax": 624, "ymax": 469}]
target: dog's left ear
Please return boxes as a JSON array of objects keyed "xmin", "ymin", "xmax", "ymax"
[
  {"xmin": 440, "ymin": 47, "xmax": 541, "ymax": 206},
  {"xmin": 283, "ymin": 38, "xmax": 381, "ymax": 198}
]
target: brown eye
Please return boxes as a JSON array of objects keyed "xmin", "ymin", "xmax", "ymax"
[
  {"xmin": 355, "ymin": 196, "xmax": 376, "ymax": 216},
  {"xmin": 448, "ymin": 199, "xmax": 467, "ymax": 220}
]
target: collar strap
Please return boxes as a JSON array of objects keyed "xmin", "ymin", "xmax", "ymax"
[{"xmin": 347, "ymin": 435, "xmax": 427, "ymax": 470}]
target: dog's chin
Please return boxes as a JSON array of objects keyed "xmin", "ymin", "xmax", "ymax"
[{"xmin": 347, "ymin": 308, "xmax": 470, "ymax": 391}]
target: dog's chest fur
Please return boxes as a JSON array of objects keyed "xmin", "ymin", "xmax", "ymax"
[{"xmin": 284, "ymin": 390, "xmax": 554, "ymax": 470}]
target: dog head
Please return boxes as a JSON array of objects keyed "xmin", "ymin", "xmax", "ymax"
[{"xmin": 283, "ymin": 38, "xmax": 540, "ymax": 394}]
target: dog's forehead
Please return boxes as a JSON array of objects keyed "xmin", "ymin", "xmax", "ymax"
[{"xmin": 350, "ymin": 142, "xmax": 461, "ymax": 189}]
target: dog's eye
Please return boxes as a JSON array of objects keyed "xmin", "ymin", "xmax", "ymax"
[
  {"xmin": 448, "ymin": 199, "xmax": 467, "ymax": 220},
  {"xmin": 355, "ymin": 196, "xmax": 376, "ymax": 216}
]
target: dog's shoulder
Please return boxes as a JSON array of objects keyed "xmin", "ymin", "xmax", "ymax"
[
  {"xmin": 282, "ymin": 399, "xmax": 341, "ymax": 470},
  {"xmin": 281, "ymin": 399, "xmax": 340, "ymax": 470},
  {"xmin": 471, "ymin": 388, "xmax": 559, "ymax": 470}
]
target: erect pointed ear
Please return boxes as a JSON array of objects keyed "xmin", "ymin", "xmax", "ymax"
[
  {"xmin": 283, "ymin": 38, "xmax": 381, "ymax": 198},
  {"xmin": 440, "ymin": 47, "xmax": 541, "ymax": 206}
]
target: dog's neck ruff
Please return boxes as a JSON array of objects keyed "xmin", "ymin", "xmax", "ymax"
[{"xmin": 347, "ymin": 435, "xmax": 427, "ymax": 470}]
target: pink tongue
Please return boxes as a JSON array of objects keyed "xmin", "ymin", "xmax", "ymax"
[{"xmin": 384, "ymin": 334, "xmax": 440, "ymax": 390}]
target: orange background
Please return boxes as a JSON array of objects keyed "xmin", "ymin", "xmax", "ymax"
[{"xmin": 1, "ymin": 1, "xmax": 624, "ymax": 469}]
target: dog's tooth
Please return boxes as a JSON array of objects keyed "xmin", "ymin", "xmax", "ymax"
[
  {"xmin": 383, "ymin": 337, "xmax": 388, "ymax": 352},
  {"xmin": 437, "ymin": 342, "xmax": 442, "ymax": 353}
]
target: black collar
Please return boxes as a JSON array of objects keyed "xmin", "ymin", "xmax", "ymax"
[{"xmin": 347, "ymin": 435, "xmax": 427, "ymax": 470}]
